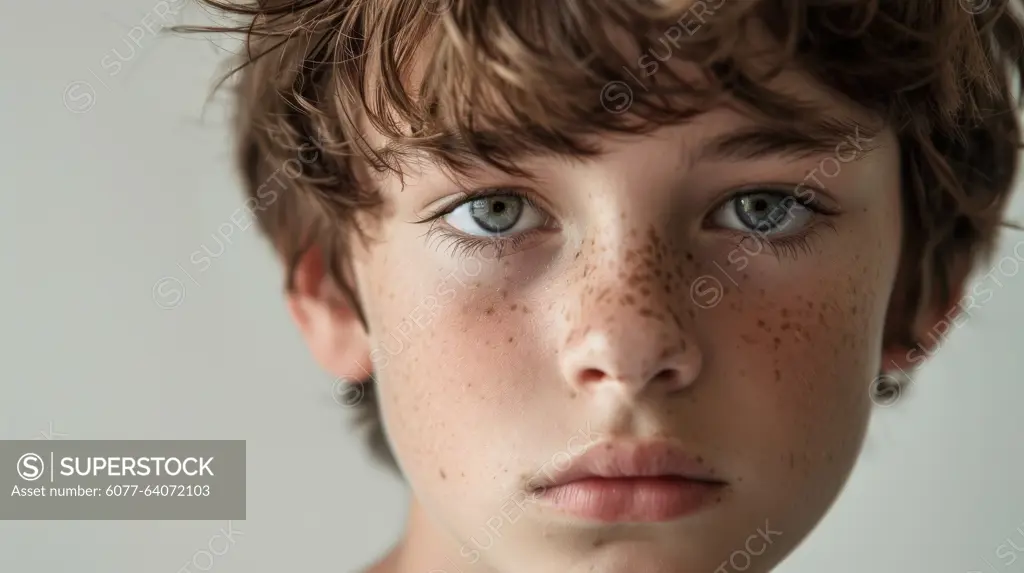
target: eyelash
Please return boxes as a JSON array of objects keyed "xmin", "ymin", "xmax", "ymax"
[
  {"xmin": 415, "ymin": 188, "xmax": 546, "ymax": 260},
  {"xmin": 416, "ymin": 186, "xmax": 838, "ymax": 260},
  {"xmin": 744, "ymin": 224, "xmax": 835, "ymax": 260},
  {"xmin": 716, "ymin": 188, "xmax": 839, "ymax": 261}
]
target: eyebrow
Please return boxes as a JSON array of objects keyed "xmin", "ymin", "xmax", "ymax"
[{"xmin": 693, "ymin": 120, "xmax": 880, "ymax": 164}]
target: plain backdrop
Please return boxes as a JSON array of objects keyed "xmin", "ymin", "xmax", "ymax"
[{"xmin": 1, "ymin": 1, "xmax": 1022, "ymax": 572}]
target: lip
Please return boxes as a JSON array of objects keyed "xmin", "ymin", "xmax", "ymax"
[{"xmin": 530, "ymin": 440, "xmax": 727, "ymax": 523}]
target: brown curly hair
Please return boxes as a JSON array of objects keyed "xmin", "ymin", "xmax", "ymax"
[{"xmin": 182, "ymin": 0, "xmax": 1024, "ymax": 471}]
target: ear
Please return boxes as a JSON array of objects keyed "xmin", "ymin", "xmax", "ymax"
[
  {"xmin": 286, "ymin": 246, "xmax": 373, "ymax": 383},
  {"xmin": 881, "ymin": 251, "xmax": 972, "ymax": 374}
]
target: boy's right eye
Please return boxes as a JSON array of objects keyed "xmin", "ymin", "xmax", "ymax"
[{"xmin": 442, "ymin": 192, "xmax": 549, "ymax": 237}]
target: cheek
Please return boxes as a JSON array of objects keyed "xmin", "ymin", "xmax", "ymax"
[
  {"xmin": 356, "ymin": 240, "xmax": 528, "ymax": 491},
  {"xmin": 703, "ymin": 224, "xmax": 897, "ymax": 508}
]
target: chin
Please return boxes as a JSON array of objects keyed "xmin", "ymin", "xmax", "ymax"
[
  {"xmin": 520, "ymin": 545, "xmax": 781, "ymax": 573},
  {"xmin": 478, "ymin": 523, "xmax": 788, "ymax": 573}
]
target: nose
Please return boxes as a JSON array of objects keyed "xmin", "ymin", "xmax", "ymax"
[{"xmin": 558, "ymin": 278, "xmax": 702, "ymax": 398}]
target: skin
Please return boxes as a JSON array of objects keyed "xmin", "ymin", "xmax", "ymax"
[{"xmin": 287, "ymin": 69, "xmax": 957, "ymax": 572}]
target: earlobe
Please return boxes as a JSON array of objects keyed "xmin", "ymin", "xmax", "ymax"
[{"xmin": 286, "ymin": 246, "xmax": 374, "ymax": 382}]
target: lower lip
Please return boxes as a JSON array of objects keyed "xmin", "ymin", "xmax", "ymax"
[{"xmin": 537, "ymin": 477, "xmax": 724, "ymax": 523}]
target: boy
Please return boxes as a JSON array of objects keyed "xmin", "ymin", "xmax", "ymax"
[{"xmin": 190, "ymin": 0, "xmax": 1024, "ymax": 571}]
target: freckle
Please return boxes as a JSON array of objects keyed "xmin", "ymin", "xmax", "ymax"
[
  {"xmin": 485, "ymin": 306, "xmax": 495, "ymax": 315},
  {"xmin": 639, "ymin": 308, "xmax": 655, "ymax": 318},
  {"xmin": 522, "ymin": 306, "xmax": 530, "ymax": 314},
  {"xmin": 621, "ymin": 294, "xmax": 636, "ymax": 306},
  {"xmin": 781, "ymin": 308, "xmax": 789, "ymax": 318},
  {"xmin": 773, "ymin": 336, "xmax": 781, "ymax": 349},
  {"xmin": 687, "ymin": 309, "xmax": 696, "ymax": 320},
  {"xmin": 695, "ymin": 455, "xmax": 704, "ymax": 463},
  {"xmin": 685, "ymin": 251, "xmax": 694, "ymax": 261},
  {"xmin": 757, "ymin": 319, "xmax": 766, "ymax": 329},
  {"xmin": 775, "ymin": 368, "xmax": 781, "ymax": 382},
  {"xmin": 669, "ymin": 309, "xmax": 684, "ymax": 330},
  {"xmin": 508, "ymin": 336, "xmax": 514, "ymax": 343},
  {"xmin": 569, "ymin": 390, "xmax": 577, "ymax": 399},
  {"xmin": 741, "ymin": 334, "xmax": 756, "ymax": 344},
  {"xmin": 592, "ymin": 538, "xmax": 605, "ymax": 548},
  {"xmin": 439, "ymin": 469, "xmax": 446, "ymax": 479},
  {"xmin": 781, "ymin": 322, "xmax": 790, "ymax": 331},
  {"xmin": 511, "ymin": 303, "xmax": 518, "ymax": 311},
  {"xmin": 575, "ymin": 251, "xmax": 581, "ymax": 260},
  {"xmin": 640, "ymin": 287, "xmax": 651, "ymax": 296}
]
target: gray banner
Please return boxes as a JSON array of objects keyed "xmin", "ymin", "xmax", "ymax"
[{"xmin": 0, "ymin": 440, "xmax": 245, "ymax": 520}]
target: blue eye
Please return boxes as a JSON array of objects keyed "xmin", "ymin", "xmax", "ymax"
[
  {"xmin": 443, "ymin": 194, "xmax": 546, "ymax": 237},
  {"xmin": 712, "ymin": 191, "xmax": 813, "ymax": 236}
]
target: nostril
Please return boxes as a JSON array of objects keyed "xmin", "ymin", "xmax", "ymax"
[{"xmin": 578, "ymin": 368, "xmax": 606, "ymax": 384}]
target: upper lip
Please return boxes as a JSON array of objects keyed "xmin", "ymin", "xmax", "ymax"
[{"xmin": 532, "ymin": 439, "xmax": 725, "ymax": 490}]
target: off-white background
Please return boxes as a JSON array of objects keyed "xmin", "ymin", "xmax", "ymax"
[{"xmin": 1, "ymin": 1, "xmax": 1022, "ymax": 572}]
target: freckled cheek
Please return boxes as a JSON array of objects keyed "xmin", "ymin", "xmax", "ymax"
[
  {"xmin": 363, "ymin": 258, "xmax": 532, "ymax": 477},
  {"xmin": 781, "ymin": 311, "xmax": 873, "ymax": 435},
  {"xmin": 707, "ymin": 277, "xmax": 881, "ymax": 469}
]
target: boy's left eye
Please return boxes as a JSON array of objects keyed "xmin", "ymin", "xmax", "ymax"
[
  {"xmin": 710, "ymin": 190, "xmax": 814, "ymax": 236},
  {"xmin": 443, "ymin": 194, "xmax": 547, "ymax": 237}
]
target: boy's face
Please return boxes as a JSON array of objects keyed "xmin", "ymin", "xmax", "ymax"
[{"xmin": 313, "ymin": 68, "xmax": 904, "ymax": 572}]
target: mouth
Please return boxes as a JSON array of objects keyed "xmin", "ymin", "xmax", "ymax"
[{"xmin": 529, "ymin": 439, "xmax": 728, "ymax": 523}]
